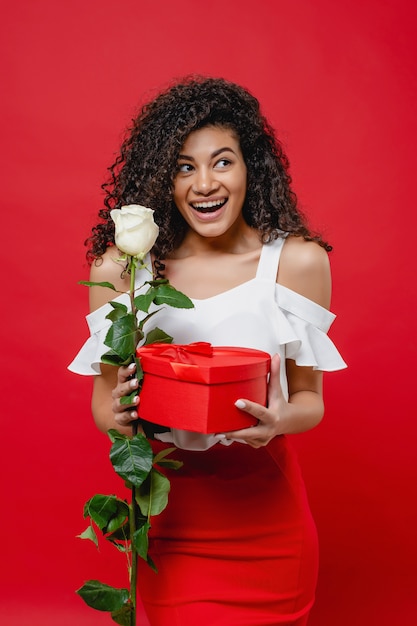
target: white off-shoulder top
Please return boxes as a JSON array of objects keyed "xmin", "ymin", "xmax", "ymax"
[{"xmin": 69, "ymin": 238, "xmax": 347, "ymax": 450}]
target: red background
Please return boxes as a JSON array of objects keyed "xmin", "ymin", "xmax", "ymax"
[{"xmin": 1, "ymin": 1, "xmax": 416, "ymax": 624}]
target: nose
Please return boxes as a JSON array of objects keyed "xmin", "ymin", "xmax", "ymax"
[{"xmin": 192, "ymin": 167, "xmax": 219, "ymax": 195}]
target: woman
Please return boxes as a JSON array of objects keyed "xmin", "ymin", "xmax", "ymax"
[{"xmin": 70, "ymin": 76, "xmax": 346, "ymax": 625}]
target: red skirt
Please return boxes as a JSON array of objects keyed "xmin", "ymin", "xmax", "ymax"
[{"xmin": 137, "ymin": 436, "xmax": 318, "ymax": 626}]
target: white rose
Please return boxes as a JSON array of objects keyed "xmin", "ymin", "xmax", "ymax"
[{"xmin": 110, "ymin": 204, "xmax": 159, "ymax": 259}]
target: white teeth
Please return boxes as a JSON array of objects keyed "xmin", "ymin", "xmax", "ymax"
[{"xmin": 192, "ymin": 200, "xmax": 225, "ymax": 209}]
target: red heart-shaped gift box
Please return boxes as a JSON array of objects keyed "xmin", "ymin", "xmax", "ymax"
[{"xmin": 136, "ymin": 342, "xmax": 271, "ymax": 434}]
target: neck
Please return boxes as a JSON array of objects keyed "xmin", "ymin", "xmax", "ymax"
[{"xmin": 173, "ymin": 225, "xmax": 261, "ymax": 258}]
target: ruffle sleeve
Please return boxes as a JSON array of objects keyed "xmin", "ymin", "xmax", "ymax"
[
  {"xmin": 275, "ymin": 284, "xmax": 347, "ymax": 371},
  {"xmin": 68, "ymin": 293, "xmax": 131, "ymax": 375}
]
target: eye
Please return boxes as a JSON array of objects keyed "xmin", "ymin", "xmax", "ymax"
[
  {"xmin": 214, "ymin": 158, "xmax": 232, "ymax": 169},
  {"xmin": 177, "ymin": 162, "xmax": 194, "ymax": 173}
]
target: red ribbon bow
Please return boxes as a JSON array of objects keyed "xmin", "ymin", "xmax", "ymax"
[
  {"xmin": 137, "ymin": 342, "xmax": 213, "ymax": 383},
  {"xmin": 139, "ymin": 341, "xmax": 213, "ymax": 363}
]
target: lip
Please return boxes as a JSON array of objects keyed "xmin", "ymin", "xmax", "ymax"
[
  {"xmin": 189, "ymin": 196, "xmax": 228, "ymax": 208},
  {"xmin": 188, "ymin": 198, "xmax": 228, "ymax": 221}
]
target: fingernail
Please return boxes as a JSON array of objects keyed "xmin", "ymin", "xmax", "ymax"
[
  {"xmin": 235, "ymin": 399, "xmax": 246, "ymax": 409},
  {"xmin": 128, "ymin": 363, "xmax": 135, "ymax": 370},
  {"xmin": 134, "ymin": 396, "xmax": 139, "ymax": 404},
  {"xmin": 216, "ymin": 434, "xmax": 226, "ymax": 439},
  {"xmin": 131, "ymin": 410, "xmax": 138, "ymax": 418},
  {"xmin": 130, "ymin": 379, "xmax": 138, "ymax": 388}
]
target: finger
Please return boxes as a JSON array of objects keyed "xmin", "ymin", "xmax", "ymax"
[
  {"xmin": 219, "ymin": 424, "xmax": 272, "ymax": 449},
  {"xmin": 118, "ymin": 362, "xmax": 136, "ymax": 383},
  {"xmin": 221, "ymin": 424, "xmax": 261, "ymax": 440},
  {"xmin": 233, "ymin": 398, "xmax": 266, "ymax": 422},
  {"xmin": 222, "ymin": 401, "xmax": 274, "ymax": 442},
  {"xmin": 113, "ymin": 394, "xmax": 140, "ymax": 427},
  {"xmin": 112, "ymin": 374, "xmax": 139, "ymax": 401},
  {"xmin": 267, "ymin": 354, "xmax": 284, "ymax": 407},
  {"xmin": 114, "ymin": 407, "xmax": 139, "ymax": 426},
  {"xmin": 112, "ymin": 391, "xmax": 139, "ymax": 412}
]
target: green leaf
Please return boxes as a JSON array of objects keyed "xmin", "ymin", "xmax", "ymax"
[
  {"xmin": 132, "ymin": 521, "xmax": 151, "ymax": 561},
  {"xmin": 110, "ymin": 301, "xmax": 128, "ymax": 311},
  {"xmin": 106, "ymin": 302, "xmax": 129, "ymax": 322},
  {"xmin": 104, "ymin": 314, "xmax": 136, "ymax": 360},
  {"xmin": 144, "ymin": 327, "xmax": 173, "ymax": 345},
  {"xmin": 119, "ymin": 391, "xmax": 136, "ymax": 406},
  {"xmin": 107, "ymin": 540, "xmax": 130, "ymax": 553},
  {"xmin": 153, "ymin": 447, "xmax": 183, "ymax": 470},
  {"xmin": 111, "ymin": 602, "xmax": 134, "ymax": 625},
  {"xmin": 156, "ymin": 458, "xmax": 183, "ymax": 470},
  {"xmin": 137, "ymin": 308, "xmax": 160, "ymax": 331},
  {"xmin": 107, "ymin": 429, "xmax": 129, "ymax": 443},
  {"xmin": 136, "ymin": 468, "xmax": 170, "ymax": 516},
  {"xmin": 134, "ymin": 291, "xmax": 156, "ymax": 313},
  {"xmin": 76, "ymin": 580, "xmax": 129, "ymax": 612},
  {"xmin": 77, "ymin": 524, "xmax": 98, "ymax": 547},
  {"xmin": 135, "ymin": 356, "xmax": 144, "ymax": 385},
  {"xmin": 153, "ymin": 284, "xmax": 194, "ymax": 309},
  {"xmin": 147, "ymin": 554, "xmax": 158, "ymax": 573},
  {"xmin": 106, "ymin": 520, "xmax": 130, "ymax": 543},
  {"xmin": 153, "ymin": 447, "xmax": 177, "ymax": 463},
  {"xmin": 146, "ymin": 279, "xmax": 169, "ymax": 287},
  {"xmin": 78, "ymin": 280, "xmax": 118, "ymax": 291},
  {"xmin": 101, "ymin": 350, "xmax": 125, "ymax": 366},
  {"xmin": 109, "ymin": 433, "xmax": 153, "ymax": 487},
  {"xmin": 135, "ymin": 512, "xmax": 149, "ymax": 529},
  {"xmin": 84, "ymin": 495, "xmax": 129, "ymax": 534}
]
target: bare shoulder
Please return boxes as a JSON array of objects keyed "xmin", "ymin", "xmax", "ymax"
[
  {"xmin": 278, "ymin": 236, "xmax": 331, "ymax": 309},
  {"xmin": 89, "ymin": 247, "xmax": 130, "ymax": 312}
]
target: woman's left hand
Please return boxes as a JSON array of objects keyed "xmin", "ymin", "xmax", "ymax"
[{"xmin": 221, "ymin": 354, "xmax": 289, "ymax": 448}]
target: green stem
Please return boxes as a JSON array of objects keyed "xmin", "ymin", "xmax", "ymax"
[
  {"xmin": 129, "ymin": 257, "xmax": 137, "ymax": 331},
  {"xmin": 129, "ymin": 486, "xmax": 138, "ymax": 625},
  {"xmin": 127, "ymin": 255, "xmax": 155, "ymax": 622},
  {"xmin": 148, "ymin": 472, "xmax": 153, "ymax": 526},
  {"xmin": 128, "ymin": 255, "xmax": 138, "ymax": 625},
  {"xmin": 130, "ymin": 257, "xmax": 147, "ymax": 349}
]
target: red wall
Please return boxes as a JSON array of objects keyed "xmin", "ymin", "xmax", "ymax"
[{"xmin": 2, "ymin": 1, "xmax": 416, "ymax": 624}]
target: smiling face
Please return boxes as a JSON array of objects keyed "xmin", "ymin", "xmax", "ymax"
[{"xmin": 172, "ymin": 125, "xmax": 248, "ymax": 242}]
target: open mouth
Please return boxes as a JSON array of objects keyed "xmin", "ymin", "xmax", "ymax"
[{"xmin": 190, "ymin": 198, "xmax": 228, "ymax": 213}]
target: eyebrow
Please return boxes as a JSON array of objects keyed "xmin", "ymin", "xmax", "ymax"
[{"xmin": 178, "ymin": 147, "xmax": 237, "ymax": 161}]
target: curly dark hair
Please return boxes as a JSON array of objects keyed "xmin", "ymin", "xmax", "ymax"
[{"xmin": 86, "ymin": 75, "xmax": 330, "ymax": 262}]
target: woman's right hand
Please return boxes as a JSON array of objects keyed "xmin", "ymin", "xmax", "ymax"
[{"xmin": 111, "ymin": 362, "xmax": 141, "ymax": 427}]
